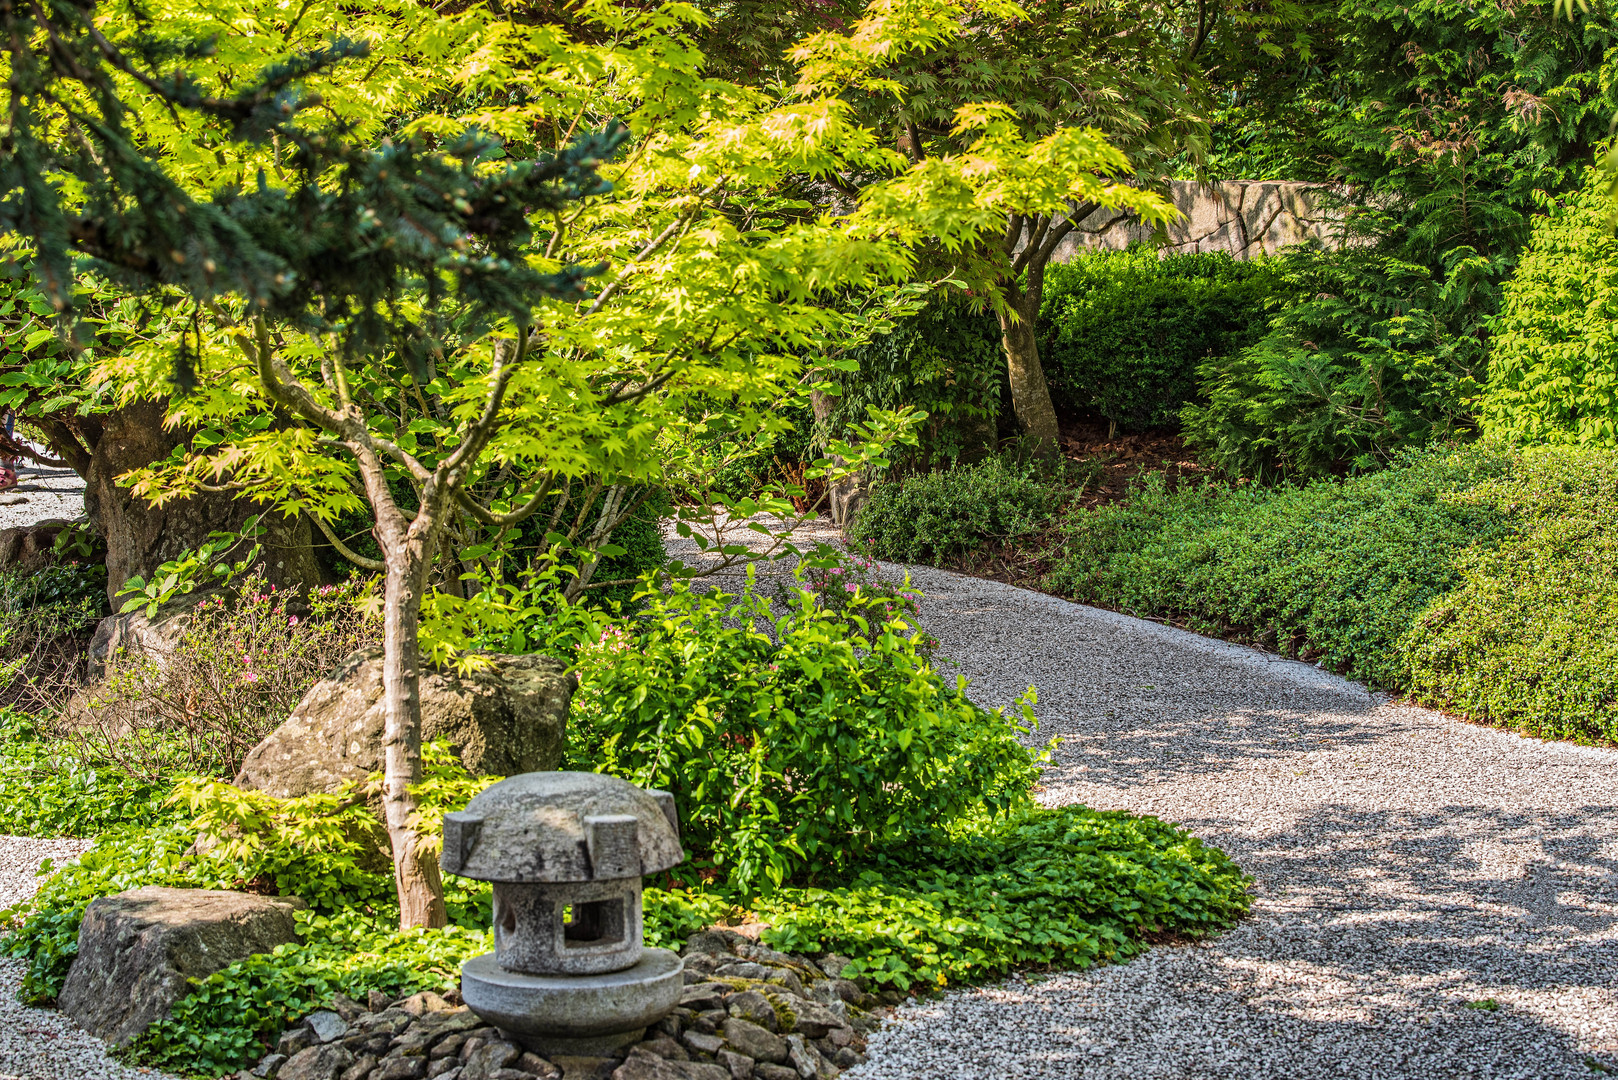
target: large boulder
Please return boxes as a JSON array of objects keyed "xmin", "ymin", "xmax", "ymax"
[
  {"xmin": 59, "ymin": 887, "xmax": 304, "ymax": 1047},
  {"xmin": 234, "ymin": 646, "xmax": 574, "ymax": 797}
]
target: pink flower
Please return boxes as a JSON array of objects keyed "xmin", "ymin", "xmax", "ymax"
[
  {"xmin": 242, "ymin": 671, "xmax": 259, "ymax": 683},
  {"xmin": 844, "ymin": 584, "xmax": 856, "ymax": 593},
  {"xmin": 288, "ymin": 616, "xmax": 300, "ymax": 626}
]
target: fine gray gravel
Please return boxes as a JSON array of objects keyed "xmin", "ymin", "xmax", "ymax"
[
  {"xmin": 667, "ymin": 521, "xmax": 1618, "ymax": 1080},
  {"xmin": 0, "ymin": 836, "xmax": 180, "ymax": 1080}
]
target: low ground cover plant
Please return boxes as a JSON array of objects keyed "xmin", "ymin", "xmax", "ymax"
[{"xmin": 1040, "ymin": 443, "xmax": 1618, "ymax": 743}]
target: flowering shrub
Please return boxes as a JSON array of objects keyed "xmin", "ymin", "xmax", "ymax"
[
  {"xmin": 57, "ymin": 571, "xmax": 380, "ymax": 781},
  {"xmin": 567, "ymin": 575, "xmax": 1046, "ymax": 893}
]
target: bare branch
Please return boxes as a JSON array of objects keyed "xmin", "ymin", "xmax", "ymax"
[
  {"xmin": 455, "ymin": 472, "xmax": 556, "ymax": 528},
  {"xmin": 310, "ymin": 513, "xmax": 385, "ymax": 571},
  {"xmin": 585, "ymin": 181, "xmax": 725, "ymax": 317}
]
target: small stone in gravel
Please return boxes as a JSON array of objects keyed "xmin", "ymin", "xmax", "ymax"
[
  {"xmin": 681, "ymin": 1031, "xmax": 724, "ymax": 1056},
  {"xmin": 548, "ymin": 1056, "xmax": 619, "ymax": 1080},
  {"xmin": 516, "ymin": 1051, "xmax": 561, "ymax": 1078},
  {"xmin": 461, "ymin": 1041, "xmax": 520, "ymax": 1080},
  {"xmin": 715, "ymin": 1049, "xmax": 752, "ymax": 1080},
  {"xmin": 636, "ymin": 1036, "xmax": 687, "ymax": 1061},
  {"xmin": 374, "ymin": 1056, "xmax": 428, "ymax": 1080},
  {"xmin": 340, "ymin": 1055, "xmax": 378, "ymax": 1080}
]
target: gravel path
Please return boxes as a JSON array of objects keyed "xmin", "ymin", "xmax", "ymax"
[
  {"xmin": 0, "ymin": 838, "xmax": 179, "ymax": 1080},
  {"xmin": 667, "ymin": 523, "xmax": 1618, "ymax": 1080},
  {"xmin": 0, "ymin": 467, "xmax": 85, "ymax": 532}
]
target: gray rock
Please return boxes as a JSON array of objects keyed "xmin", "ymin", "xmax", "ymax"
[
  {"xmin": 635, "ymin": 1037, "xmax": 688, "ymax": 1061},
  {"xmin": 235, "ymin": 647, "xmax": 573, "ymax": 797},
  {"xmin": 720, "ymin": 1018, "xmax": 787, "ymax": 1065},
  {"xmin": 305, "ymin": 1010, "xmax": 349, "ymax": 1043},
  {"xmin": 681, "ymin": 1030, "xmax": 724, "ymax": 1056},
  {"xmin": 754, "ymin": 1066, "xmax": 798, "ymax": 1080},
  {"xmin": 724, "ymin": 991, "xmax": 777, "ymax": 1032},
  {"xmin": 678, "ymin": 984, "xmax": 726, "ymax": 1013},
  {"xmin": 784, "ymin": 1035, "xmax": 823, "ymax": 1080},
  {"xmin": 549, "ymin": 1056, "xmax": 620, "ymax": 1080},
  {"xmin": 783, "ymin": 1000, "xmax": 844, "ymax": 1039},
  {"xmin": 715, "ymin": 1049, "xmax": 752, "ymax": 1080},
  {"xmin": 461, "ymin": 1040, "xmax": 521, "ymax": 1080},
  {"xmin": 58, "ymin": 887, "xmax": 304, "ymax": 1048},
  {"xmin": 713, "ymin": 962, "xmax": 767, "ymax": 981},
  {"xmin": 681, "ymin": 932, "xmax": 739, "ymax": 957},
  {"xmin": 610, "ymin": 1058, "xmax": 727, "ymax": 1080},
  {"xmin": 427, "ymin": 1061, "xmax": 462, "ymax": 1079},
  {"xmin": 375, "ymin": 1057, "xmax": 428, "ymax": 1080},
  {"xmin": 254, "ymin": 1052, "xmax": 288, "ymax": 1078},
  {"xmin": 340, "ymin": 1055, "xmax": 378, "ymax": 1080},
  {"xmin": 280, "ymin": 1044, "xmax": 356, "ymax": 1080},
  {"xmin": 517, "ymin": 1051, "xmax": 560, "ymax": 1077},
  {"xmin": 816, "ymin": 956, "xmax": 850, "ymax": 979}
]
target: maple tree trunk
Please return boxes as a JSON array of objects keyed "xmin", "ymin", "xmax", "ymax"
[
  {"xmin": 996, "ymin": 285, "xmax": 1060, "ymax": 456},
  {"xmin": 380, "ymin": 539, "xmax": 449, "ymax": 930}
]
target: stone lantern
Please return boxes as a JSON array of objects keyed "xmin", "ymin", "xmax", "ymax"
[{"xmin": 441, "ymin": 772, "xmax": 687, "ymax": 1054}]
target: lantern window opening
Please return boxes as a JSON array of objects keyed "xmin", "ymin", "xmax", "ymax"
[{"xmin": 562, "ymin": 897, "xmax": 627, "ymax": 948}]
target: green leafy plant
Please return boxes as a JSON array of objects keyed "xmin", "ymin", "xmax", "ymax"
[
  {"xmin": 130, "ymin": 911, "xmax": 490, "ymax": 1075},
  {"xmin": 114, "ymin": 521, "xmax": 266, "ymax": 619},
  {"xmin": 567, "ymin": 573, "xmax": 1046, "ymax": 892},
  {"xmin": 850, "ymin": 454, "xmax": 1082, "ymax": 565},
  {"xmin": 0, "ymin": 710, "xmax": 174, "ymax": 837},
  {"xmin": 756, "ymin": 804, "xmax": 1251, "ymax": 990},
  {"xmin": 1041, "ymin": 247, "xmax": 1287, "ymax": 434}
]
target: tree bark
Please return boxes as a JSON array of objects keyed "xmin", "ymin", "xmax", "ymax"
[
  {"xmin": 996, "ymin": 281, "xmax": 1061, "ymax": 455},
  {"xmin": 84, "ymin": 399, "xmax": 323, "ymax": 606},
  {"xmin": 362, "ymin": 451, "xmax": 449, "ymax": 931}
]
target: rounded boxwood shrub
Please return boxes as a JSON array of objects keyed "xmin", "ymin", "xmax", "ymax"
[{"xmin": 1040, "ymin": 246, "xmax": 1284, "ymax": 433}]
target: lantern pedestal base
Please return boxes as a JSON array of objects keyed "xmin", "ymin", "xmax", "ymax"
[{"xmin": 461, "ymin": 947, "xmax": 684, "ymax": 1052}]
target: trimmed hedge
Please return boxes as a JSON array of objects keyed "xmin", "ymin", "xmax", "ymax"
[{"xmin": 1040, "ymin": 247, "xmax": 1284, "ymax": 432}]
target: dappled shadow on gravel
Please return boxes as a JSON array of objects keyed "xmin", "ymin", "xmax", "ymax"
[{"xmin": 662, "ymin": 521, "xmax": 1618, "ymax": 1077}]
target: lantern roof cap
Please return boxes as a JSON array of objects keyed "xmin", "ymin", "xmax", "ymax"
[{"xmin": 441, "ymin": 771, "xmax": 683, "ymax": 884}]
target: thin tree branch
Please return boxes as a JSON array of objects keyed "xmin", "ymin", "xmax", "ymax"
[{"xmin": 310, "ymin": 512, "xmax": 385, "ymax": 570}]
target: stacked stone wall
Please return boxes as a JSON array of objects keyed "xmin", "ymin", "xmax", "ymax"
[{"xmin": 1057, "ymin": 180, "xmax": 1351, "ymax": 261}]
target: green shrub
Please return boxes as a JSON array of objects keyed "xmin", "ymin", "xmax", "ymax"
[
  {"xmin": 1402, "ymin": 447, "xmax": 1618, "ymax": 742},
  {"xmin": 1482, "ymin": 174, "xmax": 1618, "ymax": 448},
  {"xmin": 1044, "ymin": 445, "xmax": 1511, "ymax": 688},
  {"xmin": 1040, "ymin": 247, "xmax": 1285, "ymax": 432},
  {"xmin": 1182, "ymin": 247, "xmax": 1482, "ymax": 479},
  {"xmin": 849, "ymin": 455, "xmax": 1075, "ymax": 565},
  {"xmin": 566, "ymin": 574, "xmax": 1044, "ymax": 892}
]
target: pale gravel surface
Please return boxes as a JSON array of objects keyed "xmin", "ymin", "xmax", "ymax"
[
  {"xmin": 668, "ymin": 519, "xmax": 1618, "ymax": 1080},
  {"xmin": 0, "ymin": 836, "xmax": 179, "ymax": 1080},
  {"xmin": 0, "ymin": 467, "xmax": 85, "ymax": 532}
]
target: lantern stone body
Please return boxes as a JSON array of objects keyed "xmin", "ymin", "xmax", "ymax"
[{"xmin": 441, "ymin": 772, "xmax": 686, "ymax": 1052}]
